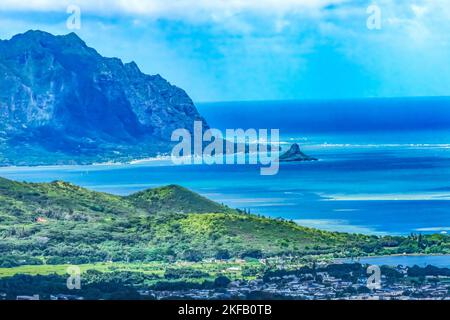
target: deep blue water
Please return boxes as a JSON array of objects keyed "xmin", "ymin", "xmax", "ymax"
[
  {"xmin": 197, "ymin": 97, "xmax": 450, "ymax": 133},
  {"xmin": 1, "ymin": 98, "xmax": 450, "ymax": 236}
]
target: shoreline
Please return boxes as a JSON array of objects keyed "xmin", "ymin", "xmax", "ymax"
[
  {"xmin": 342, "ymin": 253, "xmax": 450, "ymax": 260},
  {"xmin": 336, "ymin": 253, "xmax": 450, "ymax": 267},
  {"xmin": 2, "ymin": 140, "xmax": 449, "ymax": 170}
]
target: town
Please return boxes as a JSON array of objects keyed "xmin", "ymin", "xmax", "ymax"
[
  {"xmin": 141, "ymin": 265, "xmax": 450, "ymax": 300},
  {"xmin": 2, "ymin": 262, "xmax": 449, "ymax": 301},
  {"xmin": 126, "ymin": 262, "xmax": 450, "ymax": 301}
]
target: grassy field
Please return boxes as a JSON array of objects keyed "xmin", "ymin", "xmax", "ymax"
[{"xmin": 0, "ymin": 260, "xmax": 267, "ymax": 281}]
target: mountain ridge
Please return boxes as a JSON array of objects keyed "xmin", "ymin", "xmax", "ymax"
[
  {"xmin": 0, "ymin": 30, "xmax": 207, "ymax": 165},
  {"xmin": 0, "ymin": 176, "xmax": 448, "ymax": 267}
]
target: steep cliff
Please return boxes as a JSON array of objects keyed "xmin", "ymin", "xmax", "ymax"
[{"xmin": 0, "ymin": 30, "xmax": 207, "ymax": 165}]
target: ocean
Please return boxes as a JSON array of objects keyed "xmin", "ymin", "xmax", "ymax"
[
  {"xmin": 1, "ymin": 98, "xmax": 449, "ymax": 236},
  {"xmin": 340, "ymin": 255, "xmax": 450, "ymax": 268}
]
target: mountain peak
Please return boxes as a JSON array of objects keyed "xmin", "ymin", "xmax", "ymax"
[
  {"xmin": 11, "ymin": 30, "xmax": 82, "ymax": 41},
  {"xmin": 15, "ymin": 29, "xmax": 51, "ymax": 38},
  {"xmin": 127, "ymin": 184, "xmax": 229, "ymax": 214},
  {"xmin": 61, "ymin": 31, "xmax": 87, "ymax": 45},
  {"xmin": 8, "ymin": 30, "xmax": 50, "ymax": 44},
  {"xmin": 3, "ymin": 30, "xmax": 89, "ymax": 55},
  {"xmin": 0, "ymin": 30, "xmax": 208, "ymax": 165},
  {"xmin": 279, "ymin": 144, "xmax": 318, "ymax": 162},
  {"xmin": 124, "ymin": 61, "xmax": 141, "ymax": 74}
]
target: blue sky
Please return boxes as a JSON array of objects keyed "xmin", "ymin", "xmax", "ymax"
[{"xmin": 0, "ymin": 0, "xmax": 449, "ymax": 102}]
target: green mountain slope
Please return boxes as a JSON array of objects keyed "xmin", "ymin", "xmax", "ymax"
[
  {"xmin": 0, "ymin": 177, "xmax": 449, "ymax": 267},
  {"xmin": 127, "ymin": 185, "xmax": 229, "ymax": 214},
  {"xmin": 0, "ymin": 178, "xmax": 141, "ymax": 222},
  {"xmin": 0, "ymin": 178, "xmax": 230, "ymax": 223}
]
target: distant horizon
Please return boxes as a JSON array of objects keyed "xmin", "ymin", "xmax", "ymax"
[
  {"xmin": 4, "ymin": 30, "xmax": 450, "ymax": 106},
  {"xmin": 195, "ymin": 95, "xmax": 450, "ymax": 105},
  {"xmin": 198, "ymin": 98, "xmax": 450, "ymax": 134},
  {"xmin": 3, "ymin": 29, "xmax": 450, "ymax": 105}
]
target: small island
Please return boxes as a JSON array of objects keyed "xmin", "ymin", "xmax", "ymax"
[{"xmin": 279, "ymin": 143, "xmax": 318, "ymax": 162}]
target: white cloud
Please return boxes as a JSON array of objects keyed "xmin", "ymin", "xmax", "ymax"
[
  {"xmin": 411, "ymin": 4, "xmax": 428, "ymax": 18},
  {"xmin": 0, "ymin": 0, "xmax": 347, "ymax": 20},
  {"xmin": 2, "ymin": 0, "xmax": 449, "ymax": 28}
]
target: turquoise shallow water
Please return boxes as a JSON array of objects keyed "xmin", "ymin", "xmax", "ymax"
[
  {"xmin": 341, "ymin": 255, "xmax": 450, "ymax": 268},
  {"xmin": 0, "ymin": 131, "xmax": 449, "ymax": 236},
  {"xmin": 1, "ymin": 99, "xmax": 450, "ymax": 236}
]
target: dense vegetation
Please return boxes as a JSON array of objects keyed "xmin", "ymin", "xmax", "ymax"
[
  {"xmin": 2, "ymin": 262, "xmax": 449, "ymax": 300},
  {"xmin": 1, "ymin": 176, "xmax": 449, "ymax": 269}
]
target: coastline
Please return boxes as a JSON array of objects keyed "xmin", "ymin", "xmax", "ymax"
[
  {"xmin": 336, "ymin": 253, "xmax": 450, "ymax": 268},
  {"xmin": 341, "ymin": 253, "xmax": 450, "ymax": 260},
  {"xmin": 0, "ymin": 142, "xmax": 449, "ymax": 239}
]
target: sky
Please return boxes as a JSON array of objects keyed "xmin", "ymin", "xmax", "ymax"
[{"xmin": 0, "ymin": 0, "xmax": 449, "ymax": 102}]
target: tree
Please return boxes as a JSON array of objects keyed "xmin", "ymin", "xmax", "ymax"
[
  {"xmin": 214, "ymin": 276, "xmax": 231, "ymax": 288},
  {"xmin": 215, "ymin": 249, "xmax": 231, "ymax": 260}
]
